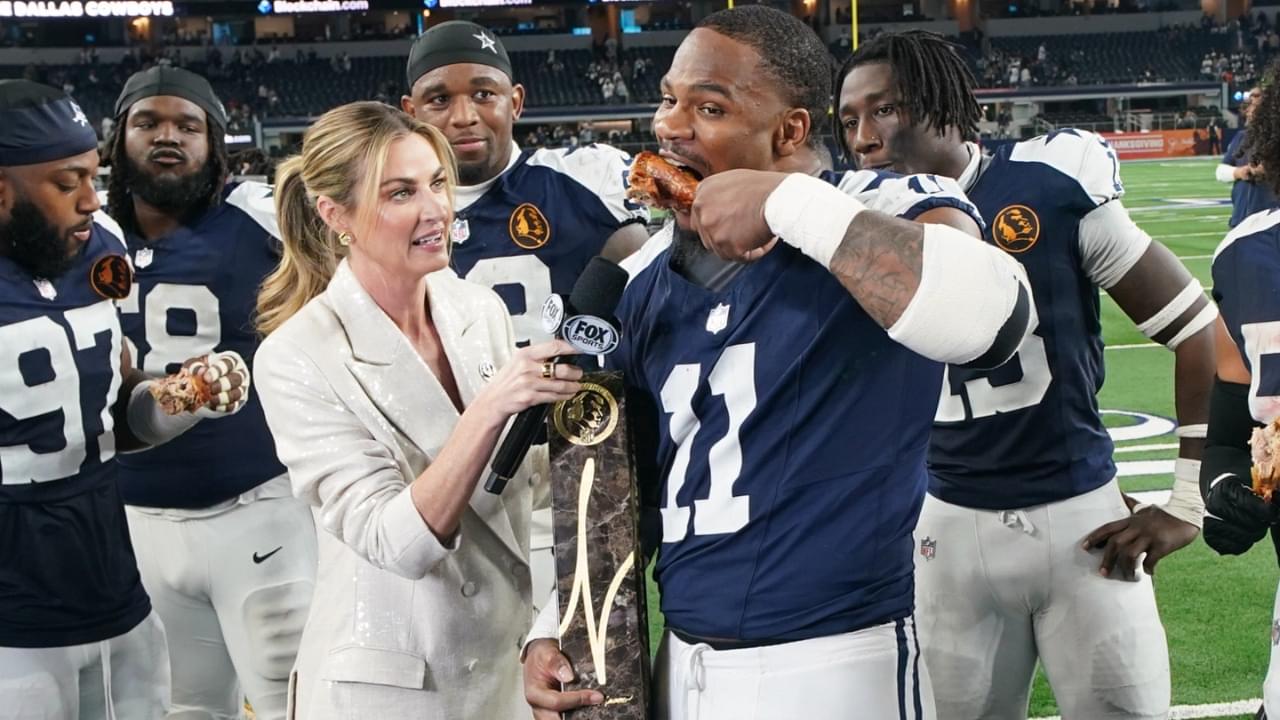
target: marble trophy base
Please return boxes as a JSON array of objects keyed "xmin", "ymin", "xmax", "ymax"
[{"xmin": 549, "ymin": 371, "xmax": 651, "ymax": 720}]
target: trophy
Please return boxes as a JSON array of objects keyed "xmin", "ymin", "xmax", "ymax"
[{"xmin": 548, "ymin": 370, "xmax": 651, "ymax": 720}]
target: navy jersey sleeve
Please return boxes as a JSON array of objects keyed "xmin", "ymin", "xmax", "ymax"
[
  {"xmin": 1225, "ymin": 130, "xmax": 1246, "ymax": 166},
  {"xmin": 1213, "ymin": 209, "xmax": 1280, "ymax": 423}
]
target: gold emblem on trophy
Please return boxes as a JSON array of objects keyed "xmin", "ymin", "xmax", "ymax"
[{"xmin": 553, "ymin": 382, "xmax": 619, "ymax": 446}]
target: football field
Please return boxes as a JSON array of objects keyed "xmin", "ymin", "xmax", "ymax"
[{"xmin": 640, "ymin": 157, "xmax": 1277, "ymax": 720}]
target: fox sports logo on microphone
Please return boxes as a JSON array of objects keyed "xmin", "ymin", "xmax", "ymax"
[{"xmin": 562, "ymin": 315, "xmax": 619, "ymax": 355}]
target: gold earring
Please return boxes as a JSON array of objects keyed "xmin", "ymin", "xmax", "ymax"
[{"xmin": 338, "ymin": 233, "xmax": 351, "ymax": 246}]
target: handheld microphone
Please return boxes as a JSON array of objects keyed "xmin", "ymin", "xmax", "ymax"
[{"xmin": 483, "ymin": 257, "xmax": 629, "ymax": 494}]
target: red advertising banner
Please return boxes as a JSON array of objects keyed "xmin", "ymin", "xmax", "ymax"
[{"xmin": 1101, "ymin": 129, "xmax": 1216, "ymax": 160}]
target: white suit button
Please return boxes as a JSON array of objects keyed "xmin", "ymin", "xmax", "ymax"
[{"xmin": 461, "ymin": 581, "xmax": 477, "ymax": 597}]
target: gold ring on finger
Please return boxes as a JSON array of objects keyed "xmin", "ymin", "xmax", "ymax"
[{"xmin": 541, "ymin": 361, "xmax": 555, "ymax": 379}]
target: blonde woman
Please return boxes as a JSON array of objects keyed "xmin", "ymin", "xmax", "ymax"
[{"xmin": 253, "ymin": 102, "xmax": 582, "ymax": 718}]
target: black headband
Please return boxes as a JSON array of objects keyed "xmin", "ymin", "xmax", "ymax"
[
  {"xmin": 0, "ymin": 80, "xmax": 99, "ymax": 166},
  {"xmin": 115, "ymin": 66, "xmax": 228, "ymax": 129},
  {"xmin": 407, "ymin": 21, "xmax": 513, "ymax": 89}
]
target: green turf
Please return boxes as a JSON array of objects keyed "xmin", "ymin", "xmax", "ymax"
[{"xmin": 641, "ymin": 157, "xmax": 1276, "ymax": 719}]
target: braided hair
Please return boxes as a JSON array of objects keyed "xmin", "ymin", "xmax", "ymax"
[
  {"xmin": 834, "ymin": 30, "xmax": 982, "ymax": 156},
  {"xmin": 105, "ymin": 115, "xmax": 228, "ymax": 237}
]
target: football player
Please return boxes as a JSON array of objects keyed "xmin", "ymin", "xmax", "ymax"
[
  {"xmin": 1200, "ymin": 61, "xmax": 1280, "ymax": 719},
  {"xmin": 837, "ymin": 31, "xmax": 1218, "ymax": 719},
  {"xmin": 104, "ymin": 67, "xmax": 313, "ymax": 720},
  {"xmin": 0, "ymin": 80, "xmax": 246, "ymax": 719},
  {"xmin": 401, "ymin": 20, "xmax": 649, "ymax": 613},
  {"xmin": 522, "ymin": 9, "xmax": 1034, "ymax": 719}
]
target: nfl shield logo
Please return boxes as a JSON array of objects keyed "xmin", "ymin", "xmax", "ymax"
[
  {"xmin": 451, "ymin": 218, "xmax": 470, "ymax": 244},
  {"xmin": 706, "ymin": 303, "xmax": 730, "ymax": 335},
  {"xmin": 920, "ymin": 537, "xmax": 937, "ymax": 561},
  {"xmin": 33, "ymin": 278, "xmax": 57, "ymax": 300}
]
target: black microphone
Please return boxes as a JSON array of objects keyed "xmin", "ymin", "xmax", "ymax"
[{"xmin": 484, "ymin": 257, "xmax": 629, "ymax": 494}]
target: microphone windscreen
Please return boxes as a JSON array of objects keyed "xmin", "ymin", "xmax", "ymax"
[{"xmin": 569, "ymin": 257, "xmax": 629, "ymax": 320}]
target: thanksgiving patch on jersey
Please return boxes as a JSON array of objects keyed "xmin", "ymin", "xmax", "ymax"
[
  {"xmin": 509, "ymin": 202, "xmax": 551, "ymax": 250},
  {"xmin": 992, "ymin": 204, "xmax": 1040, "ymax": 254}
]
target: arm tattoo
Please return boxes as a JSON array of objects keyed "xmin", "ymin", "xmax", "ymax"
[{"xmin": 827, "ymin": 211, "xmax": 924, "ymax": 329}]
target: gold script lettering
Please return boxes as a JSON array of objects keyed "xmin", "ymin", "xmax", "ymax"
[{"xmin": 557, "ymin": 458, "xmax": 636, "ymax": 686}]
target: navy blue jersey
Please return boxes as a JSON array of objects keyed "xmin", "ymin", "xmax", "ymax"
[
  {"xmin": 0, "ymin": 219, "xmax": 150, "ymax": 647},
  {"xmin": 449, "ymin": 145, "xmax": 647, "ymax": 344},
  {"xmin": 930, "ymin": 130, "xmax": 1140, "ymax": 510},
  {"xmin": 1224, "ymin": 130, "xmax": 1278, "ymax": 228},
  {"xmin": 114, "ymin": 182, "xmax": 286, "ymax": 508},
  {"xmin": 614, "ymin": 171, "xmax": 982, "ymax": 642},
  {"xmin": 1213, "ymin": 208, "xmax": 1280, "ymax": 423}
]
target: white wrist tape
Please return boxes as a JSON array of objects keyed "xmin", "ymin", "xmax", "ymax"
[
  {"xmin": 1175, "ymin": 423, "xmax": 1208, "ymax": 439},
  {"xmin": 1162, "ymin": 457, "xmax": 1205, "ymax": 528},
  {"xmin": 763, "ymin": 173, "xmax": 866, "ymax": 268},
  {"xmin": 125, "ymin": 380, "xmax": 200, "ymax": 449},
  {"xmin": 887, "ymin": 224, "xmax": 1032, "ymax": 365}
]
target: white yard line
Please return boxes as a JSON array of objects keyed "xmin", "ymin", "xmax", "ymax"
[
  {"xmin": 1033, "ymin": 698, "xmax": 1262, "ymax": 720},
  {"xmin": 1106, "ymin": 342, "xmax": 1160, "ymax": 350},
  {"xmin": 1161, "ymin": 231, "xmax": 1228, "ymax": 239},
  {"xmin": 1114, "ymin": 443, "xmax": 1179, "ymax": 454},
  {"xmin": 1116, "ymin": 460, "xmax": 1175, "ymax": 477}
]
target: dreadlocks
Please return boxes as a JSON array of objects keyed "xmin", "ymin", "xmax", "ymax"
[
  {"xmin": 835, "ymin": 30, "xmax": 983, "ymax": 154},
  {"xmin": 105, "ymin": 118, "xmax": 229, "ymax": 237},
  {"xmin": 1247, "ymin": 59, "xmax": 1280, "ymax": 196}
]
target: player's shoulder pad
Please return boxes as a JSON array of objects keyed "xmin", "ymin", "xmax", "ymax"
[
  {"xmin": 1215, "ymin": 207, "xmax": 1280, "ymax": 263},
  {"xmin": 93, "ymin": 209, "xmax": 127, "ymax": 253},
  {"xmin": 1009, "ymin": 128, "xmax": 1124, "ymax": 206},
  {"xmin": 527, "ymin": 144, "xmax": 647, "ymax": 224},
  {"xmin": 225, "ymin": 180, "xmax": 280, "ymax": 239},
  {"xmin": 843, "ymin": 170, "xmax": 985, "ymax": 230},
  {"xmin": 827, "ymin": 168, "xmax": 893, "ymax": 195},
  {"xmin": 527, "ymin": 143, "xmax": 631, "ymax": 194}
]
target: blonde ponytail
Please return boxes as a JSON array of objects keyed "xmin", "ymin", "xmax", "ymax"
[
  {"xmin": 255, "ymin": 101, "xmax": 456, "ymax": 336},
  {"xmin": 256, "ymin": 156, "xmax": 343, "ymax": 336}
]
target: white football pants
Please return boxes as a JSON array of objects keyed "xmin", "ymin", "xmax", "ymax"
[
  {"xmin": 126, "ymin": 480, "xmax": 316, "ymax": 720},
  {"xmin": 0, "ymin": 611, "xmax": 169, "ymax": 720},
  {"xmin": 914, "ymin": 479, "xmax": 1170, "ymax": 720},
  {"xmin": 654, "ymin": 618, "xmax": 935, "ymax": 720}
]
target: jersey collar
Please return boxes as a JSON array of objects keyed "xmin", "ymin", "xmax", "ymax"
[
  {"xmin": 957, "ymin": 141, "xmax": 983, "ymax": 193},
  {"xmin": 453, "ymin": 142, "xmax": 523, "ymax": 212}
]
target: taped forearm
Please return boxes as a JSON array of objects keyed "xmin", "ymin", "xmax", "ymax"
[
  {"xmin": 123, "ymin": 380, "xmax": 200, "ymax": 450},
  {"xmin": 887, "ymin": 224, "xmax": 1035, "ymax": 366},
  {"xmin": 763, "ymin": 173, "xmax": 1034, "ymax": 364}
]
